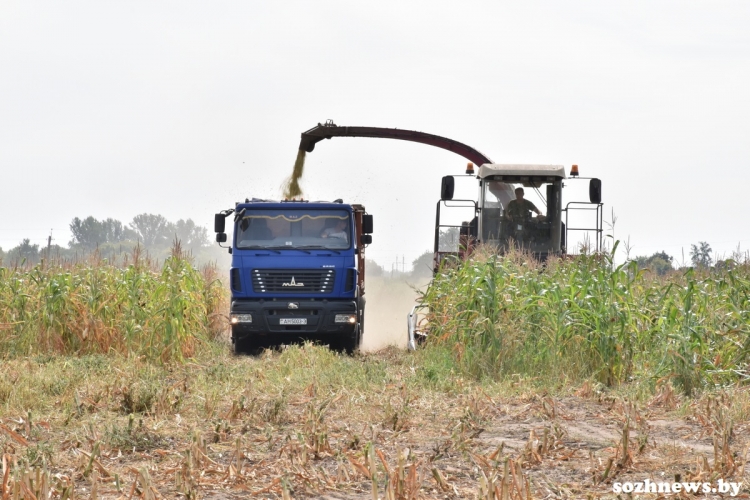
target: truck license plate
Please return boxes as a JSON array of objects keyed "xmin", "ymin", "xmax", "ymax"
[{"xmin": 280, "ymin": 318, "xmax": 307, "ymax": 325}]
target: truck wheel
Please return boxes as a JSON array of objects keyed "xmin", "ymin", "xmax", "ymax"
[
  {"xmin": 233, "ymin": 334, "xmax": 263, "ymax": 356},
  {"xmin": 339, "ymin": 324, "xmax": 362, "ymax": 355},
  {"xmin": 357, "ymin": 297, "xmax": 366, "ymax": 349}
]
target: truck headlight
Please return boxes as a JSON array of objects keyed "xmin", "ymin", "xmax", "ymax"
[
  {"xmin": 231, "ymin": 314, "xmax": 253, "ymax": 324},
  {"xmin": 334, "ymin": 314, "xmax": 357, "ymax": 324}
]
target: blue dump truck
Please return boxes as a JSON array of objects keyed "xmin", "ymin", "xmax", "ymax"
[{"xmin": 214, "ymin": 199, "xmax": 373, "ymax": 354}]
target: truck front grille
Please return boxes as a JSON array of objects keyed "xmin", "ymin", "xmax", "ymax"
[{"xmin": 251, "ymin": 269, "xmax": 335, "ymax": 294}]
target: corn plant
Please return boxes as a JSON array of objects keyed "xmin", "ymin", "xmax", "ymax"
[
  {"xmin": 421, "ymin": 244, "xmax": 750, "ymax": 394},
  {"xmin": 0, "ymin": 244, "xmax": 226, "ymax": 363}
]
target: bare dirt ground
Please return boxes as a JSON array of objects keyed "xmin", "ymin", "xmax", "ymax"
[{"xmin": 2, "ymin": 345, "xmax": 749, "ymax": 499}]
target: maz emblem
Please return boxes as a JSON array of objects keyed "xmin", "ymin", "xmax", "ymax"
[
  {"xmin": 288, "ymin": 302, "xmax": 299, "ymax": 309},
  {"xmin": 282, "ymin": 277, "xmax": 304, "ymax": 287}
]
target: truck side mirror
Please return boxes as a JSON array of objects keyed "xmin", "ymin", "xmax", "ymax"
[
  {"xmin": 360, "ymin": 234, "xmax": 372, "ymax": 245},
  {"xmin": 362, "ymin": 214, "xmax": 373, "ymax": 234},
  {"xmin": 214, "ymin": 213, "xmax": 226, "ymax": 233},
  {"xmin": 216, "ymin": 233, "xmax": 227, "ymax": 243},
  {"xmin": 441, "ymin": 176, "xmax": 455, "ymax": 201},
  {"xmin": 589, "ymin": 178, "xmax": 602, "ymax": 204}
]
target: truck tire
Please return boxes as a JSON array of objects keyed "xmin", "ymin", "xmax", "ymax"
[
  {"xmin": 233, "ymin": 334, "xmax": 264, "ymax": 356},
  {"xmin": 339, "ymin": 324, "xmax": 362, "ymax": 355},
  {"xmin": 358, "ymin": 297, "xmax": 366, "ymax": 340},
  {"xmin": 339, "ymin": 298, "xmax": 365, "ymax": 354}
]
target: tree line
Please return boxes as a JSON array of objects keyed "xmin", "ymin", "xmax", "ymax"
[
  {"xmin": 0, "ymin": 214, "xmax": 215, "ymax": 266},
  {"xmin": 634, "ymin": 242, "xmax": 722, "ymax": 276}
]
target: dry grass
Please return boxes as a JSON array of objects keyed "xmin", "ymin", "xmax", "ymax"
[{"xmin": 1, "ymin": 343, "xmax": 749, "ymax": 498}]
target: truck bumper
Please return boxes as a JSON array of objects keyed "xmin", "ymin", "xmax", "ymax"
[{"xmin": 230, "ymin": 299, "xmax": 358, "ymax": 340}]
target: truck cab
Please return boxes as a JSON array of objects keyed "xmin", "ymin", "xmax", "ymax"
[{"xmin": 214, "ymin": 199, "xmax": 373, "ymax": 354}]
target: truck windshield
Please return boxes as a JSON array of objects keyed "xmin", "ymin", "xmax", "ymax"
[{"xmin": 236, "ymin": 209, "xmax": 352, "ymax": 250}]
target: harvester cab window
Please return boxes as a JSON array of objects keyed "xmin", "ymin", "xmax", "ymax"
[
  {"xmin": 237, "ymin": 209, "xmax": 351, "ymax": 250},
  {"xmin": 481, "ymin": 180, "xmax": 553, "ymax": 253},
  {"xmin": 480, "ymin": 181, "xmax": 514, "ymax": 242}
]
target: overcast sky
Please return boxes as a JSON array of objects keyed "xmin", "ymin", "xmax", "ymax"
[{"xmin": 1, "ymin": 1, "xmax": 749, "ymax": 268}]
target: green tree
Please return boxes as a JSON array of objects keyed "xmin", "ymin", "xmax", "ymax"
[
  {"xmin": 438, "ymin": 227, "xmax": 460, "ymax": 252},
  {"xmin": 634, "ymin": 250, "xmax": 674, "ymax": 276},
  {"xmin": 129, "ymin": 213, "xmax": 173, "ymax": 247},
  {"xmin": 365, "ymin": 259, "xmax": 384, "ymax": 277},
  {"xmin": 690, "ymin": 241, "xmax": 712, "ymax": 268},
  {"xmin": 70, "ymin": 216, "xmax": 105, "ymax": 248},
  {"xmin": 6, "ymin": 239, "xmax": 40, "ymax": 265},
  {"xmin": 69, "ymin": 216, "xmax": 137, "ymax": 248},
  {"xmin": 174, "ymin": 219, "xmax": 209, "ymax": 248},
  {"xmin": 411, "ymin": 250, "xmax": 435, "ymax": 279}
]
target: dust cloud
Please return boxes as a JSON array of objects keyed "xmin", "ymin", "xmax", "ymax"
[{"xmin": 361, "ymin": 275, "xmax": 429, "ymax": 351}]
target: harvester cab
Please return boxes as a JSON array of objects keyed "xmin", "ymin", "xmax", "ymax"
[{"xmin": 436, "ymin": 163, "xmax": 603, "ymax": 266}]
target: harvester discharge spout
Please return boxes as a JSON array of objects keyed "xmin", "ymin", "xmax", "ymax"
[{"xmin": 299, "ymin": 120, "xmax": 493, "ymax": 166}]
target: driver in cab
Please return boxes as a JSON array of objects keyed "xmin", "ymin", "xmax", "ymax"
[
  {"xmin": 505, "ymin": 187, "xmax": 542, "ymax": 220},
  {"xmin": 320, "ymin": 219, "xmax": 349, "ymax": 241}
]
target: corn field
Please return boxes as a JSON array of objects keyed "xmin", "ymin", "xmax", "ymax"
[
  {"xmin": 0, "ymin": 245, "xmax": 226, "ymax": 363},
  {"xmin": 422, "ymin": 244, "xmax": 750, "ymax": 394}
]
